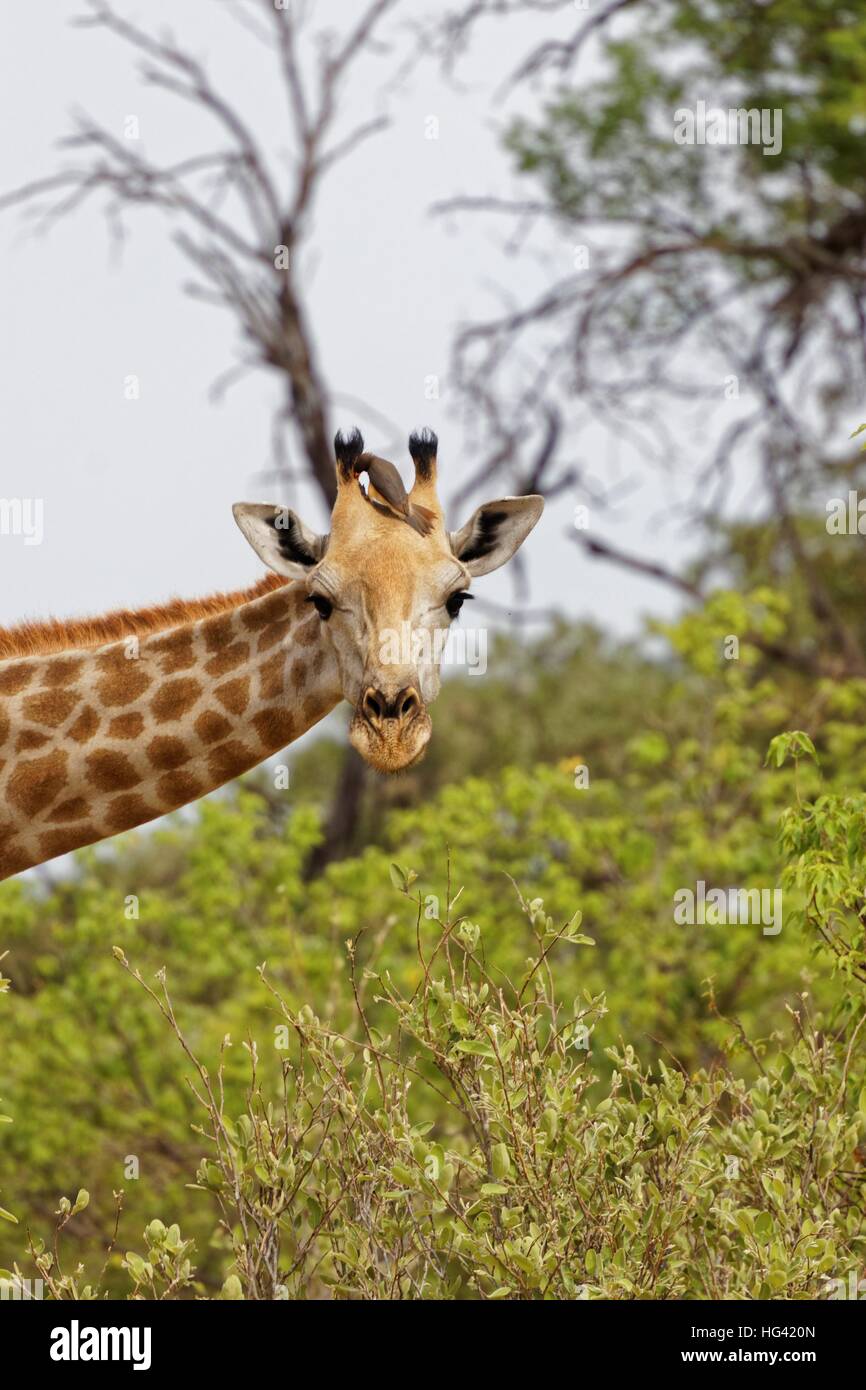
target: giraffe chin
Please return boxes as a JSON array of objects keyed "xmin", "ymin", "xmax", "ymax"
[{"xmin": 349, "ymin": 709, "xmax": 432, "ymax": 774}]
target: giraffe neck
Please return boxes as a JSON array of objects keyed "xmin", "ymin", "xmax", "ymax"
[{"xmin": 0, "ymin": 581, "xmax": 341, "ymax": 880}]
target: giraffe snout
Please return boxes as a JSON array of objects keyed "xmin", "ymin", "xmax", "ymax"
[{"xmin": 350, "ymin": 683, "xmax": 431, "ymax": 773}]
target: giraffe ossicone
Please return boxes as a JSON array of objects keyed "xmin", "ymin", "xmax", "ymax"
[{"xmin": 0, "ymin": 430, "xmax": 543, "ymax": 880}]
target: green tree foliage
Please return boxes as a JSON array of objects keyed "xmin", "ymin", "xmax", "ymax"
[
  {"xmin": 448, "ymin": 0, "xmax": 866, "ymax": 658},
  {"xmin": 510, "ymin": 0, "xmax": 866, "ymax": 213}
]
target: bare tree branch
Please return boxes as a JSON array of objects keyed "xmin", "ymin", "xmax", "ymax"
[
  {"xmin": 2, "ymin": 0, "xmax": 404, "ymax": 511},
  {"xmin": 571, "ymin": 530, "xmax": 703, "ymax": 601}
]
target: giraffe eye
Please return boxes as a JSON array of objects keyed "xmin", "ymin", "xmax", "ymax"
[
  {"xmin": 308, "ymin": 593, "xmax": 333, "ymax": 620},
  {"xmin": 446, "ymin": 591, "xmax": 472, "ymax": 619}
]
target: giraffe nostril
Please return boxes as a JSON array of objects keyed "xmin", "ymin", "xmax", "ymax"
[
  {"xmin": 399, "ymin": 688, "xmax": 420, "ymax": 719},
  {"xmin": 362, "ymin": 687, "xmax": 383, "ymax": 722}
]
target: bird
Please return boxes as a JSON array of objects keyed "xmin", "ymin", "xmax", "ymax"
[{"xmin": 356, "ymin": 453, "xmax": 436, "ymax": 536}]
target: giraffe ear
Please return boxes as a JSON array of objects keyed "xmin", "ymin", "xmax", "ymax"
[
  {"xmin": 232, "ymin": 503, "xmax": 328, "ymax": 579},
  {"xmin": 449, "ymin": 496, "xmax": 544, "ymax": 577}
]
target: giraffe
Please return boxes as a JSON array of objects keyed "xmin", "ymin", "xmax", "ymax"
[{"xmin": 0, "ymin": 429, "xmax": 543, "ymax": 881}]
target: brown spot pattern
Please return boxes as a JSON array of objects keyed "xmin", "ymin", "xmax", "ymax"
[
  {"xmin": 39, "ymin": 825, "xmax": 99, "ymax": 861},
  {"xmin": 156, "ymin": 769, "xmax": 203, "ymax": 807},
  {"xmin": 204, "ymin": 641, "xmax": 249, "ymax": 677},
  {"xmin": 241, "ymin": 593, "xmax": 290, "ymax": 631},
  {"xmin": 253, "ymin": 709, "xmax": 296, "ymax": 751},
  {"xmin": 7, "ymin": 750, "xmax": 68, "ymax": 818},
  {"xmin": 22, "ymin": 689, "xmax": 80, "ymax": 728},
  {"xmin": 0, "ymin": 576, "xmax": 337, "ymax": 882},
  {"xmin": 203, "ymin": 615, "xmax": 235, "ymax": 652},
  {"xmin": 68, "ymin": 707, "xmax": 100, "ymax": 743},
  {"xmin": 214, "ymin": 676, "xmax": 250, "ymax": 716},
  {"xmin": 258, "ymin": 653, "xmax": 286, "ymax": 701},
  {"xmin": 208, "ymin": 740, "xmax": 255, "ymax": 784},
  {"xmin": 48, "ymin": 796, "xmax": 90, "ymax": 823},
  {"xmin": 147, "ymin": 736, "xmax": 190, "ymax": 771},
  {"xmin": 16, "ymin": 730, "xmax": 49, "ymax": 753},
  {"xmin": 0, "ymin": 842, "xmax": 32, "ymax": 878},
  {"xmin": 151, "ymin": 677, "xmax": 202, "ymax": 724},
  {"xmin": 108, "ymin": 712, "xmax": 144, "ymax": 740},
  {"xmin": 86, "ymin": 749, "xmax": 140, "ymax": 793},
  {"xmin": 0, "ymin": 663, "xmax": 34, "ymax": 696},
  {"xmin": 41, "ymin": 658, "xmax": 84, "ymax": 688},
  {"xmin": 105, "ymin": 793, "xmax": 158, "ymax": 833},
  {"xmin": 97, "ymin": 666, "xmax": 153, "ymax": 708},
  {"xmin": 150, "ymin": 629, "xmax": 196, "ymax": 673},
  {"xmin": 195, "ymin": 710, "xmax": 233, "ymax": 744},
  {"xmin": 257, "ymin": 619, "xmax": 292, "ymax": 654}
]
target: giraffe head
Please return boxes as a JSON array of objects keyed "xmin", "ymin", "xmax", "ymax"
[{"xmin": 233, "ymin": 429, "xmax": 543, "ymax": 773}]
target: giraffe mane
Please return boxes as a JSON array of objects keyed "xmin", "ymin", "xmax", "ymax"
[{"xmin": 0, "ymin": 572, "xmax": 289, "ymax": 661}]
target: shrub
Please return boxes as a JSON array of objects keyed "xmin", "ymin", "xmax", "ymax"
[{"xmin": 5, "ymin": 826, "xmax": 865, "ymax": 1300}]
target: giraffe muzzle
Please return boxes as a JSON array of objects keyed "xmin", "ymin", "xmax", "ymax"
[{"xmin": 350, "ymin": 684, "xmax": 432, "ymax": 772}]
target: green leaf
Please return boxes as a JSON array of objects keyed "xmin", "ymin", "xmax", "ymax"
[
  {"xmin": 491, "ymin": 1143, "xmax": 512, "ymax": 1180},
  {"xmin": 125, "ymin": 1251, "xmax": 147, "ymax": 1278},
  {"xmin": 450, "ymin": 1000, "xmax": 472, "ymax": 1034},
  {"xmin": 453, "ymin": 1040, "xmax": 494, "ymax": 1057},
  {"xmin": 754, "ymin": 1212, "xmax": 774, "ymax": 1244},
  {"xmin": 220, "ymin": 1274, "xmax": 244, "ymax": 1300}
]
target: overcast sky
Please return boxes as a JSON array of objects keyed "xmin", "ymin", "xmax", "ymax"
[{"xmin": 0, "ymin": 0, "xmax": 699, "ymax": 650}]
